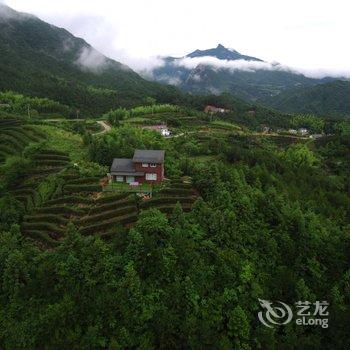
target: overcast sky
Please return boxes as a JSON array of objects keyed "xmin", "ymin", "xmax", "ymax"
[{"xmin": 4, "ymin": 0, "xmax": 350, "ymax": 76}]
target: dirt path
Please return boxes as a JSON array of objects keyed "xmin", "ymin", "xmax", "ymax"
[{"xmin": 95, "ymin": 120, "xmax": 111, "ymax": 134}]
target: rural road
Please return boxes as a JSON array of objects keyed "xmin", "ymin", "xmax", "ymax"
[
  {"xmin": 95, "ymin": 120, "xmax": 111, "ymax": 134},
  {"xmin": 43, "ymin": 118, "xmax": 111, "ymax": 135}
]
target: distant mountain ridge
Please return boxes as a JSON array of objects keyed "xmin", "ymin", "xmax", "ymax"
[
  {"xmin": 186, "ymin": 44, "xmax": 262, "ymax": 61},
  {"xmin": 150, "ymin": 44, "xmax": 334, "ymax": 103}
]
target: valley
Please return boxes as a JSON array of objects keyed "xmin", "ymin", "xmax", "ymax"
[{"xmin": 0, "ymin": 2, "xmax": 349, "ymax": 349}]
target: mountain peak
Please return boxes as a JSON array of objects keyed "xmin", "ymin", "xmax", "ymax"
[{"xmin": 186, "ymin": 44, "xmax": 262, "ymax": 62}]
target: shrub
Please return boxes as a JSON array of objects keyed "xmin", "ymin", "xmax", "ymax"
[
  {"xmin": 79, "ymin": 205, "xmax": 137, "ymax": 226},
  {"xmin": 159, "ymin": 188, "xmax": 195, "ymax": 196},
  {"xmin": 140, "ymin": 196, "xmax": 195, "ymax": 209},
  {"xmin": 63, "ymin": 184, "xmax": 101, "ymax": 194},
  {"xmin": 95, "ymin": 193, "xmax": 129, "ymax": 204},
  {"xmin": 36, "ymin": 205, "xmax": 84, "ymax": 217},
  {"xmin": 79, "ymin": 212, "xmax": 138, "ymax": 235},
  {"xmin": 66, "ymin": 177, "xmax": 100, "ymax": 185},
  {"xmin": 44, "ymin": 195, "xmax": 93, "ymax": 206},
  {"xmin": 34, "ymin": 154, "xmax": 70, "ymax": 162},
  {"xmin": 24, "ymin": 214, "xmax": 68, "ymax": 225},
  {"xmin": 21, "ymin": 229, "xmax": 59, "ymax": 245},
  {"xmin": 21, "ymin": 221, "xmax": 65, "ymax": 234},
  {"xmin": 89, "ymin": 198, "xmax": 135, "ymax": 215}
]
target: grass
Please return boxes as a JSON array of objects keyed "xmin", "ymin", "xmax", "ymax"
[
  {"xmin": 36, "ymin": 125, "xmax": 88, "ymax": 162},
  {"xmin": 105, "ymin": 181, "xmax": 162, "ymax": 193}
]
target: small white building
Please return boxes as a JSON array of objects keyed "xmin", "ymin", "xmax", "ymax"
[
  {"xmin": 298, "ymin": 128, "xmax": 309, "ymax": 136},
  {"xmin": 142, "ymin": 125, "xmax": 171, "ymax": 137}
]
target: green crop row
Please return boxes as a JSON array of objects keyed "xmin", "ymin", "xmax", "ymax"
[
  {"xmin": 44, "ymin": 195, "xmax": 93, "ymax": 206},
  {"xmin": 21, "ymin": 221, "xmax": 65, "ymax": 236},
  {"xmin": 37, "ymin": 149, "xmax": 68, "ymax": 156},
  {"xmin": 95, "ymin": 192, "xmax": 129, "ymax": 204},
  {"xmin": 63, "ymin": 184, "xmax": 101, "ymax": 194},
  {"xmin": 4, "ymin": 128, "xmax": 38, "ymax": 144},
  {"xmin": 158, "ymin": 188, "xmax": 195, "ymax": 196},
  {"xmin": 23, "ymin": 214, "xmax": 68, "ymax": 225},
  {"xmin": 36, "ymin": 205, "xmax": 84, "ymax": 217},
  {"xmin": 79, "ymin": 212, "xmax": 138, "ymax": 235},
  {"xmin": 88, "ymin": 198, "xmax": 135, "ymax": 215},
  {"xmin": 0, "ymin": 143, "xmax": 16, "ymax": 155},
  {"xmin": 79, "ymin": 205, "xmax": 137, "ymax": 226},
  {"xmin": 21, "ymin": 229, "xmax": 59, "ymax": 246},
  {"xmin": 35, "ymin": 159, "xmax": 69, "ymax": 167},
  {"xmin": 20, "ymin": 125, "xmax": 47, "ymax": 139},
  {"xmin": 1, "ymin": 134, "xmax": 26, "ymax": 150},
  {"xmin": 139, "ymin": 196, "xmax": 195, "ymax": 209},
  {"xmin": 0, "ymin": 119, "xmax": 21, "ymax": 127},
  {"xmin": 34, "ymin": 154, "xmax": 70, "ymax": 162},
  {"xmin": 142, "ymin": 203, "xmax": 193, "ymax": 214},
  {"xmin": 66, "ymin": 177, "xmax": 100, "ymax": 185}
]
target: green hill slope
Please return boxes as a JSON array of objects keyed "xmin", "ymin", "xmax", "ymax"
[
  {"xmin": 262, "ymin": 80, "xmax": 350, "ymax": 118},
  {"xmin": 0, "ymin": 4, "xmax": 181, "ymax": 115}
]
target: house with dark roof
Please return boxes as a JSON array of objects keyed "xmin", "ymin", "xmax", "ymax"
[{"xmin": 110, "ymin": 150, "xmax": 165, "ymax": 184}]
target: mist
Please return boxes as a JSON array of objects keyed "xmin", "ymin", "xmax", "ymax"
[{"xmin": 5, "ymin": 0, "xmax": 350, "ymax": 79}]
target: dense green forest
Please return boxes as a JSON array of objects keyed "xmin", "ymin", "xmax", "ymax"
[
  {"xmin": 262, "ymin": 80, "xmax": 350, "ymax": 118},
  {"xmin": 1, "ymin": 3, "xmax": 350, "ymax": 349},
  {"xmin": 0, "ymin": 103, "xmax": 349, "ymax": 348}
]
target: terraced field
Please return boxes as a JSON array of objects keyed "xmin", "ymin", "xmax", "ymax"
[
  {"xmin": 6, "ymin": 149, "xmax": 71, "ymax": 214},
  {"xmin": 20, "ymin": 178, "xmax": 199, "ymax": 246},
  {"xmin": 21, "ymin": 170, "xmax": 102, "ymax": 245},
  {"xmin": 0, "ymin": 119, "xmax": 47, "ymax": 164}
]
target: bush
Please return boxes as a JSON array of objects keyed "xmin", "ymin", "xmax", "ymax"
[
  {"xmin": 34, "ymin": 154, "xmax": 70, "ymax": 162},
  {"xmin": 79, "ymin": 212, "xmax": 138, "ymax": 235},
  {"xmin": 36, "ymin": 205, "xmax": 84, "ymax": 216},
  {"xmin": 89, "ymin": 198, "xmax": 135, "ymax": 215},
  {"xmin": 21, "ymin": 229, "xmax": 59, "ymax": 245},
  {"xmin": 21, "ymin": 221, "xmax": 65, "ymax": 234},
  {"xmin": 95, "ymin": 193, "xmax": 129, "ymax": 204},
  {"xmin": 66, "ymin": 177, "xmax": 100, "ymax": 185},
  {"xmin": 140, "ymin": 196, "xmax": 195, "ymax": 209},
  {"xmin": 159, "ymin": 188, "xmax": 195, "ymax": 196},
  {"xmin": 34, "ymin": 160, "xmax": 69, "ymax": 167},
  {"xmin": 79, "ymin": 205, "xmax": 137, "ymax": 226},
  {"xmin": 63, "ymin": 184, "xmax": 101, "ymax": 194},
  {"xmin": 24, "ymin": 214, "xmax": 68, "ymax": 225},
  {"xmin": 44, "ymin": 195, "xmax": 93, "ymax": 206}
]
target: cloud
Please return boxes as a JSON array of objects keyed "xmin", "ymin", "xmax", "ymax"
[
  {"xmin": 154, "ymin": 56, "xmax": 350, "ymax": 79},
  {"xmin": 75, "ymin": 47, "xmax": 108, "ymax": 72},
  {"xmin": 174, "ymin": 56, "xmax": 292, "ymax": 73},
  {"xmin": 4, "ymin": 0, "xmax": 350, "ymax": 79}
]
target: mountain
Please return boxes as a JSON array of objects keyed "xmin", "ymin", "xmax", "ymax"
[
  {"xmin": 261, "ymin": 80, "xmax": 350, "ymax": 118},
  {"xmin": 186, "ymin": 43, "xmax": 262, "ymax": 61},
  {"xmin": 150, "ymin": 44, "xmax": 330, "ymax": 102},
  {"xmin": 0, "ymin": 4, "xmax": 181, "ymax": 115}
]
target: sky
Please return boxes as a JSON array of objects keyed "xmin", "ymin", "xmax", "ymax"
[{"xmin": 3, "ymin": 0, "xmax": 350, "ymax": 77}]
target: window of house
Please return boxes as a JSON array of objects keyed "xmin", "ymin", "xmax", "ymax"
[
  {"xmin": 145, "ymin": 173, "xmax": 157, "ymax": 181},
  {"xmin": 142, "ymin": 163, "xmax": 148, "ymax": 167},
  {"xmin": 116, "ymin": 176, "xmax": 124, "ymax": 182},
  {"xmin": 150, "ymin": 163, "xmax": 157, "ymax": 167}
]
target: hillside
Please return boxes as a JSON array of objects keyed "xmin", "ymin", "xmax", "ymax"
[
  {"xmin": 0, "ymin": 4, "xmax": 182, "ymax": 115},
  {"xmin": 261, "ymin": 80, "xmax": 350, "ymax": 118},
  {"xmin": 0, "ymin": 106, "xmax": 349, "ymax": 348},
  {"xmin": 150, "ymin": 44, "xmax": 328, "ymax": 101}
]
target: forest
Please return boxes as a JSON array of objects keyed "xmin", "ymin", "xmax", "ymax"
[{"xmin": 0, "ymin": 99, "xmax": 349, "ymax": 349}]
